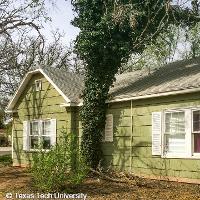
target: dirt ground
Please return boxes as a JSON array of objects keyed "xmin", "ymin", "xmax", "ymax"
[{"xmin": 0, "ymin": 166, "xmax": 200, "ymax": 200}]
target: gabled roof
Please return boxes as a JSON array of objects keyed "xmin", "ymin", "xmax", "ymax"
[
  {"xmin": 109, "ymin": 57, "xmax": 200, "ymax": 102},
  {"xmin": 6, "ymin": 57, "xmax": 200, "ymax": 112},
  {"xmin": 42, "ymin": 67, "xmax": 84, "ymax": 103},
  {"xmin": 6, "ymin": 67, "xmax": 84, "ymax": 112}
]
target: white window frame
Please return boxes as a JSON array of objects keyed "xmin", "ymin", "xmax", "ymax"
[
  {"xmin": 152, "ymin": 108, "xmax": 200, "ymax": 159},
  {"xmin": 191, "ymin": 109, "xmax": 200, "ymax": 157},
  {"xmin": 41, "ymin": 120, "xmax": 52, "ymax": 150},
  {"xmin": 35, "ymin": 79, "xmax": 42, "ymax": 91},
  {"xmin": 29, "ymin": 120, "xmax": 40, "ymax": 150},
  {"xmin": 29, "ymin": 119, "xmax": 52, "ymax": 150},
  {"xmin": 162, "ymin": 109, "xmax": 188, "ymax": 158}
]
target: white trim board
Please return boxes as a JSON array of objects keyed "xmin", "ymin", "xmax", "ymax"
[
  {"xmin": 6, "ymin": 68, "xmax": 71, "ymax": 112},
  {"xmin": 107, "ymin": 87, "xmax": 200, "ymax": 103},
  {"xmin": 6, "ymin": 68, "xmax": 200, "ymax": 111},
  {"xmin": 61, "ymin": 87, "xmax": 200, "ymax": 107}
]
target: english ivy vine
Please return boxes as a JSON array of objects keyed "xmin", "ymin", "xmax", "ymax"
[{"xmin": 71, "ymin": 0, "xmax": 199, "ymax": 168}]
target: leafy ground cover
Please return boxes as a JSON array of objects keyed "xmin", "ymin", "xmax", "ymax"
[{"xmin": 0, "ymin": 165, "xmax": 200, "ymax": 200}]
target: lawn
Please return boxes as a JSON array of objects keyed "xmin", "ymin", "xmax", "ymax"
[{"xmin": 0, "ymin": 160, "xmax": 200, "ymax": 200}]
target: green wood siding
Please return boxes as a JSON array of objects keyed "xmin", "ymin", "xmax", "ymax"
[
  {"xmin": 12, "ymin": 73, "xmax": 200, "ymax": 180},
  {"xmin": 12, "ymin": 73, "xmax": 74, "ymax": 166},
  {"xmin": 102, "ymin": 92, "xmax": 200, "ymax": 180}
]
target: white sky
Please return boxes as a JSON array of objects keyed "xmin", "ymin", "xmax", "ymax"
[
  {"xmin": 39, "ymin": 0, "xmax": 192, "ymax": 59},
  {"xmin": 41, "ymin": 0, "xmax": 80, "ymax": 46},
  {"xmin": 40, "ymin": 0, "xmax": 192, "ymax": 48}
]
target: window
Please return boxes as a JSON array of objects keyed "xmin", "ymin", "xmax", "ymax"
[
  {"xmin": 164, "ymin": 111, "xmax": 186, "ymax": 155},
  {"xmin": 30, "ymin": 121, "xmax": 39, "ymax": 149},
  {"xmin": 42, "ymin": 120, "xmax": 51, "ymax": 149},
  {"xmin": 35, "ymin": 80, "xmax": 42, "ymax": 91},
  {"xmin": 192, "ymin": 110, "xmax": 200, "ymax": 154},
  {"xmin": 23, "ymin": 119, "xmax": 56, "ymax": 151},
  {"xmin": 152, "ymin": 108, "xmax": 200, "ymax": 158}
]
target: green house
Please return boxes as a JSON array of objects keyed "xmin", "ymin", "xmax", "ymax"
[{"xmin": 6, "ymin": 57, "xmax": 200, "ymax": 184}]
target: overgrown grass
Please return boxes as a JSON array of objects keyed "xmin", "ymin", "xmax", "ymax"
[{"xmin": 0, "ymin": 155, "xmax": 12, "ymax": 166}]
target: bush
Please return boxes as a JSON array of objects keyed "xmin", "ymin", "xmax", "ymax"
[
  {"xmin": 0, "ymin": 155, "xmax": 12, "ymax": 165},
  {"xmin": 31, "ymin": 132, "xmax": 88, "ymax": 192}
]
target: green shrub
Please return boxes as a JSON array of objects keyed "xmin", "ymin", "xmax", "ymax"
[
  {"xmin": 31, "ymin": 132, "xmax": 88, "ymax": 192},
  {"xmin": 0, "ymin": 155, "xmax": 12, "ymax": 165}
]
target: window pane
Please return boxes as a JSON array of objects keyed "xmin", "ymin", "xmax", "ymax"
[
  {"xmin": 165, "ymin": 112, "xmax": 185, "ymax": 134},
  {"xmin": 165, "ymin": 134, "xmax": 185, "ymax": 154},
  {"xmin": 30, "ymin": 122, "xmax": 39, "ymax": 135},
  {"xmin": 30, "ymin": 136, "xmax": 39, "ymax": 149},
  {"xmin": 194, "ymin": 134, "xmax": 200, "ymax": 153},
  {"xmin": 165, "ymin": 113, "xmax": 172, "ymax": 133},
  {"xmin": 42, "ymin": 121, "xmax": 51, "ymax": 135},
  {"xmin": 41, "ymin": 136, "xmax": 51, "ymax": 149},
  {"xmin": 193, "ymin": 122, "xmax": 200, "ymax": 132},
  {"xmin": 193, "ymin": 111, "xmax": 200, "ymax": 132},
  {"xmin": 35, "ymin": 80, "xmax": 42, "ymax": 91}
]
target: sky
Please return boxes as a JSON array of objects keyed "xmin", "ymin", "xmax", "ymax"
[
  {"xmin": 42, "ymin": 0, "xmax": 193, "ymax": 57},
  {"xmin": 41, "ymin": 0, "xmax": 80, "ymax": 46}
]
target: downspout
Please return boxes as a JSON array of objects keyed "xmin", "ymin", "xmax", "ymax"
[
  {"xmin": 130, "ymin": 99, "xmax": 133, "ymax": 172},
  {"xmin": 11, "ymin": 122, "xmax": 14, "ymax": 159}
]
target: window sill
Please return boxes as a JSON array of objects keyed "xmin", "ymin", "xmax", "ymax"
[
  {"xmin": 161, "ymin": 154, "xmax": 200, "ymax": 159},
  {"xmin": 24, "ymin": 149, "xmax": 50, "ymax": 153},
  {"xmin": 161, "ymin": 152, "xmax": 189, "ymax": 159},
  {"xmin": 162, "ymin": 155, "xmax": 187, "ymax": 159},
  {"xmin": 191, "ymin": 154, "xmax": 200, "ymax": 159}
]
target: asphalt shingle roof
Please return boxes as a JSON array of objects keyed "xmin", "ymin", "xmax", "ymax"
[
  {"xmin": 41, "ymin": 57, "xmax": 200, "ymax": 103},
  {"xmin": 42, "ymin": 67, "xmax": 84, "ymax": 103},
  {"xmin": 109, "ymin": 57, "xmax": 200, "ymax": 101}
]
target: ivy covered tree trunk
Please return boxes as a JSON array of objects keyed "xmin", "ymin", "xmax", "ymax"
[
  {"xmin": 71, "ymin": 0, "xmax": 199, "ymax": 168},
  {"xmin": 81, "ymin": 66, "xmax": 119, "ymax": 168}
]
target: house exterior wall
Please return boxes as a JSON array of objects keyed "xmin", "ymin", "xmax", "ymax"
[
  {"xmin": 12, "ymin": 73, "xmax": 72, "ymax": 166},
  {"xmin": 103, "ymin": 92, "xmax": 200, "ymax": 181},
  {"xmin": 11, "ymin": 72, "xmax": 200, "ymax": 181}
]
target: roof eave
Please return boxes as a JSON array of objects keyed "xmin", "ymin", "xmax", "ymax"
[
  {"xmin": 6, "ymin": 68, "xmax": 71, "ymax": 113},
  {"xmin": 54, "ymin": 87, "xmax": 200, "ymax": 107},
  {"xmin": 6, "ymin": 69, "xmax": 41, "ymax": 113},
  {"xmin": 60, "ymin": 102, "xmax": 83, "ymax": 107},
  {"xmin": 107, "ymin": 87, "xmax": 200, "ymax": 103}
]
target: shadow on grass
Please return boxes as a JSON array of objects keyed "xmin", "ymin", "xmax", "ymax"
[{"xmin": 67, "ymin": 178, "xmax": 137, "ymax": 196}]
